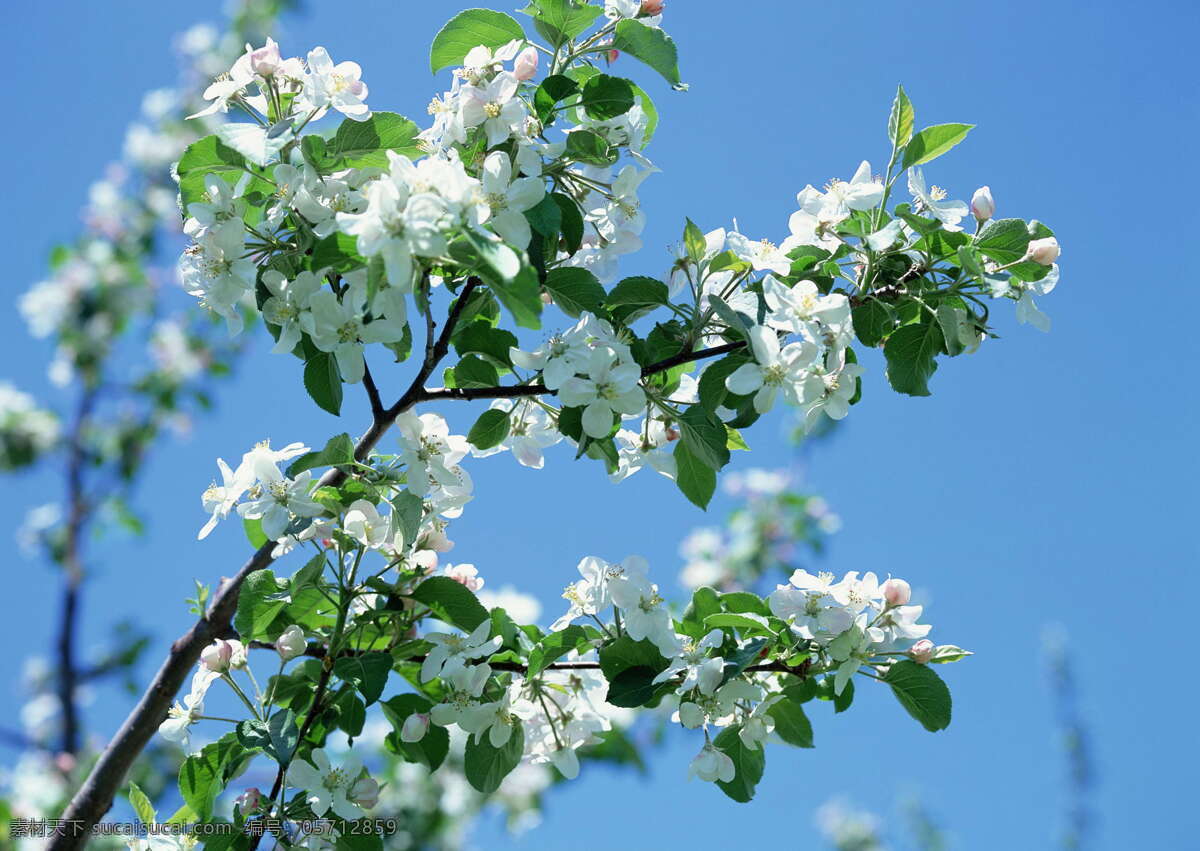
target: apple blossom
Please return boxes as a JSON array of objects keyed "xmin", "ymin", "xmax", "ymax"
[
  {"xmin": 971, "ymin": 185, "xmax": 995, "ymax": 221},
  {"xmin": 909, "ymin": 638, "xmax": 936, "ymax": 663},
  {"xmin": 276, "ymin": 624, "xmax": 307, "ymax": 661}
]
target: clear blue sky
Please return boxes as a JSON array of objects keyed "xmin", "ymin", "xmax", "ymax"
[{"xmin": 3, "ymin": 1, "xmax": 1197, "ymax": 848}]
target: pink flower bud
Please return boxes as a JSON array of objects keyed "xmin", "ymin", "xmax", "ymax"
[
  {"xmin": 349, "ymin": 777, "xmax": 380, "ymax": 809},
  {"xmin": 1027, "ymin": 236, "xmax": 1060, "ymax": 265},
  {"xmin": 275, "ymin": 624, "xmax": 307, "ymax": 661},
  {"xmin": 235, "ymin": 787, "xmax": 261, "ymax": 812},
  {"xmin": 882, "ymin": 578, "xmax": 911, "ymax": 607},
  {"xmin": 249, "ymin": 39, "xmax": 282, "ymax": 77},
  {"xmin": 514, "ymin": 46, "xmax": 539, "ymax": 81},
  {"xmin": 641, "ymin": 0, "xmax": 665, "ymax": 13},
  {"xmin": 909, "ymin": 639, "xmax": 935, "ymax": 664},
  {"xmin": 401, "ymin": 713, "xmax": 430, "ymax": 743},
  {"xmin": 608, "ymin": 49, "xmax": 621, "ymax": 63},
  {"xmin": 201, "ymin": 639, "xmax": 233, "ymax": 672},
  {"xmin": 970, "ymin": 186, "xmax": 994, "ymax": 222}
]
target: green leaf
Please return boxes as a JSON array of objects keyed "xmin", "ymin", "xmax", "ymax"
[
  {"xmin": 606, "ymin": 276, "xmax": 669, "ymax": 324},
  {"xmin": 888, "ymin": 84, "xmax": 915, "ymax": 147},
  {"xmin": 565, "ymin": 128, "xmax": 616, "ymax": 166},
  {"xmin": 525, "ymin": 194, "xmax": 563, "ymax": 239},
  {"xmin": 287, "ymin": 433, "xmax": 355, "ymax": 477},
  {"xmin": 606, "ymin": 666, "xmax": 663, "ymax": 708},
  {"xmin": 468, "ymin": 408, "xmax": 511, "ymax": 450},
  {"xmin": 544, "ymin": 267, "xmax": 606, "ymax": 318},
  {"xmin": 492, "ymin": 266, "xmax": 544, "ymax": 330},
  {"xmin": 883, "ymin": 320, "xmax": 944, "ymax": 397},
  {"xmin": 768, "ymin": 701, "xmax": 814, "ymax": 748},
  {"xmin": 885, "ymin": 660, "xmax": 953, "ymax": 731},
  {"xmin": 332, "ymin": 652, "xmax": 393, "ymax": 705},
  {"xmin": 303, "ymin": 352, "xmax": 343, "ymax": 415},
  {"xmin": 553, "ymin": 193, "xmax": 585, "ymax": 254},
  {"xmin": 381, "ymin": 694, "xmax": 449, "ymax": 771},
  {"xmin": 533, "ymin": 75, "xmax": 581, "ymax": 125},
  {"xmin": 430, "ymin": 9, "xmax": 526, "ymax": 73},
  {"xmin": 176, "ymin": 135, "xmax": 248, "ymax": 214},
  {"xmin": 242, "ymin": 517, "xmax": 268, "ymax": 549},
  {"xmin": 598, "ymin": 636, "xmax": 669, "ymax": 681},
  {"xmin": 127, "ymin": 782, "xmax": 157, "ymax": 827},
  {"xmin": 310, "ymin": 232, "xmax": 365, "ymax": 273},
  {"xmin": 683, "ymin": 217, "xmax": 707, "ymax": 263},
  {"xmin": 334, "ymin": 690, "xmax": 366, "ymax": 738},
  {"xmin": 582, "ymin": 74, "xmax": 635, "ymax": 120},
  {"xmin": 704, "ymin": 612, "xmax": 773, "ymax": 634},
  {"xmin": 267, "ymin": 708, "xmax": 299, "ymax": 763},
  {"xmin": 454, "ymin": 354, "xmax": 500, "ymax": 389},
  {"xmin": 674, "ymin": 441, "xmax": 717, "ymax": 509},
  {"xmin": 935, "ymin": 304, "xmax": 971, "ymax": 357},
  {"xmin": 454, "ymin": 321, "xmax": 518, "ymax": 368},
  {"xmin": 902, "ymin": 123, "xmax": 975, "ymax": 168},
  {"xmin": 527, "ymin": 625, "xmax": 589, "ymax": 677},
  {"xmin": 611, "ymin": 19, "xmax": 683, "ymax": 88},
  {"xmin": 329, "ymin": 112, "xmax": 421, "ymax": 168},
  {"xmin": 410, "ymin": 576, "xmax": 489, "ymax": 631},
  {"xmin": 698, "ymin": 353, "xmax": 750, "ymax": 412},
  {"xmin": 234, "ymin": 569, "xmax": 288, "ymax": 641},
  {"xmin": 713, "ymin": 725, "xmax": 765, "ymax": 802},
  {"xmin": 976, "ymin": 217, "xmax": 1032, "ymax": 264},
  {"xmin": 179, "ymin": 736, "xmax": 245, "ymax": 821},
  {"xmin": 522, "ymin": 0, "xmax": 602, "ymax": 46},
  {"xmin": 464, "ymin": 724, "xmax": 524, "ymax": 793},
  {"xmin": 391, "ymin": 492, "xmax": 424, "ymax": 549},
  {"xmin": 852, "ymin": 300, "xmax": 895, "ymax": 348},
  {"xmin": 677, "ymin": 405, "xmax": 730, "ymax": 471}
]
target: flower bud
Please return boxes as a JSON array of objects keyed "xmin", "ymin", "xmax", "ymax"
[
  {"xmin": 514, "ymin": 46, "xmax": 539, "ymax": 81},
  {"xmin": 909, "ymin": 638, "xmax": 935, "ymax": 664},
  {"xmin": 1027, "ymin": 236, "xmax": 1060, "ymax": 265},
  {"xmin": 608, "ymin": 49, "xmax": 621, "ymax": 63},
  {"xmin": 970, "ymin": 186, "xmax": 994, "ymax": 222},
  {"xmin": 200, "ymin": 639, "xmax": 233, "ymax": 672},
  {"xmin": 235, "ymin": 787, "xmax": 261, "ymax": 813},
  {"xmin": 401, "ymin": 712, "xmax": 430, "ymax": 743},
  {"xmin": 882, "ymin": 578, "xmax": 911, "ymax": 607},
  {"xmin": 249, "ymin": 39, "xmax": 282, "ymax": 77},
  {"xmin": 641, "ymin": 0, "xmax": 665, "ymax": 13},
  {"xmin": 349, "ymin": 777, "xmax": 380, "ymax": 809},
  {"xmin": 275, "ymin": 624, "xmax": 307, "ymax": 661}
]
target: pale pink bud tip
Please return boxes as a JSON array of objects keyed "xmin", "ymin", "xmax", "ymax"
[
  {"xmin": 882, "ymin": 578, "xmax": 911, "ymax": 607},
  {"xmin": 349, "ymin": 777, "xmax": 380, "ymax": 808},
  {"xmin": 970, "ymin": 186, "xmax": 994, "ymax": 222},
  {"xmin": 641, "ymin": 0, "xmax": 666, "ymax": 13},
  {"xmin": 235, "ymin": 788, "xmax": 261, "ymax": 812},
  {"xmin": 909, "ymin": 639, "xmax": 935, "ymax": 664},
  {"xmin": 1027, "ymin": 236, "xmax": 1060, "ymax": 265},
  {"xmin": 249, "ymin": 39, "xmax": 282, "ymax": 77},
  {"xmin": 201, "ymin": 639, "xmax": 233, "ymax": 672},
  {"xmin": 401, "ymin": 712, "xmax": 430, "ymax": 743},
  {"xmin": 514, "ymin": 46, "xmax": 539, "ymax": 81},
  {"xmin": 275, "ymin": 624, "xmax": 307, "ymax": 661}
]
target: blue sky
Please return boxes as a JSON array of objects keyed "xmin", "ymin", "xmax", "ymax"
[{"xmin": 3, "ymin": 0, "xmax": 1198, "ymax": 848}]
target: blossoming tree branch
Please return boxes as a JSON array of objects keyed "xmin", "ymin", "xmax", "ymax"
[{"xmin": 52, "ymin": 1, "xmax": 1062, "ymax": 847}]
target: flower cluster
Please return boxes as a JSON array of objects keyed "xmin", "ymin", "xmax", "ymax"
[{"xmin": 0, "ymin": 383, "xmax": 60, "ymax": 470}]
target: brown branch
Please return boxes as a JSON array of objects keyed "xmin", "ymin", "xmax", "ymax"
[
  {"xmin": 50, "ymin": 279, "xmax": 482, "ymax": 850},
  {"xmin": 417, "ymin": 340, "xmax": 747, "ymax": 405},
  {"xmin": 58, "ymin": 384, "xmax": 99, "ymax": 759}
]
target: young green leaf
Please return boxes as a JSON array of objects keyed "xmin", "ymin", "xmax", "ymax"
[
  {"xmin": 902, "ymin": 123, "xmax": 975, "ymax": 168},
  {"xmin": 883, "ymin": 320, "xmax": 944, "ymax": 396},
  {"xmin": 885, "ymin": 660, "xmax": 953, "ymax": 731},
  {"xmin": 674, "ymin": 441, "xmax": 717, "ymax": 509},
  {"xmin": 468, "ymin": 408, "xmax": 511, "ymax": 450},
  {"xmin": 888, "ymin": 84, "xmax": 915, "ymax": 147},
  {"xmin": 303, "ymin": 352, "xmax": 343, "ymax": 415},
  {"xmin": 430, "ymin": 9, "xmax": 526, "ymax": 74},
  {"xmin": 611, "ymin": 19, "xmax": 684, "ymax": 88}
]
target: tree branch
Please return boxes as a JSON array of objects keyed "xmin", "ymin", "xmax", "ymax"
[
  {"xmin": 50, "ymin": 280, "xmax": 483, "ymax": 850},
  {"xmin": 416, "ymin": 340, "xmax": 748, "ymax": 405}
]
